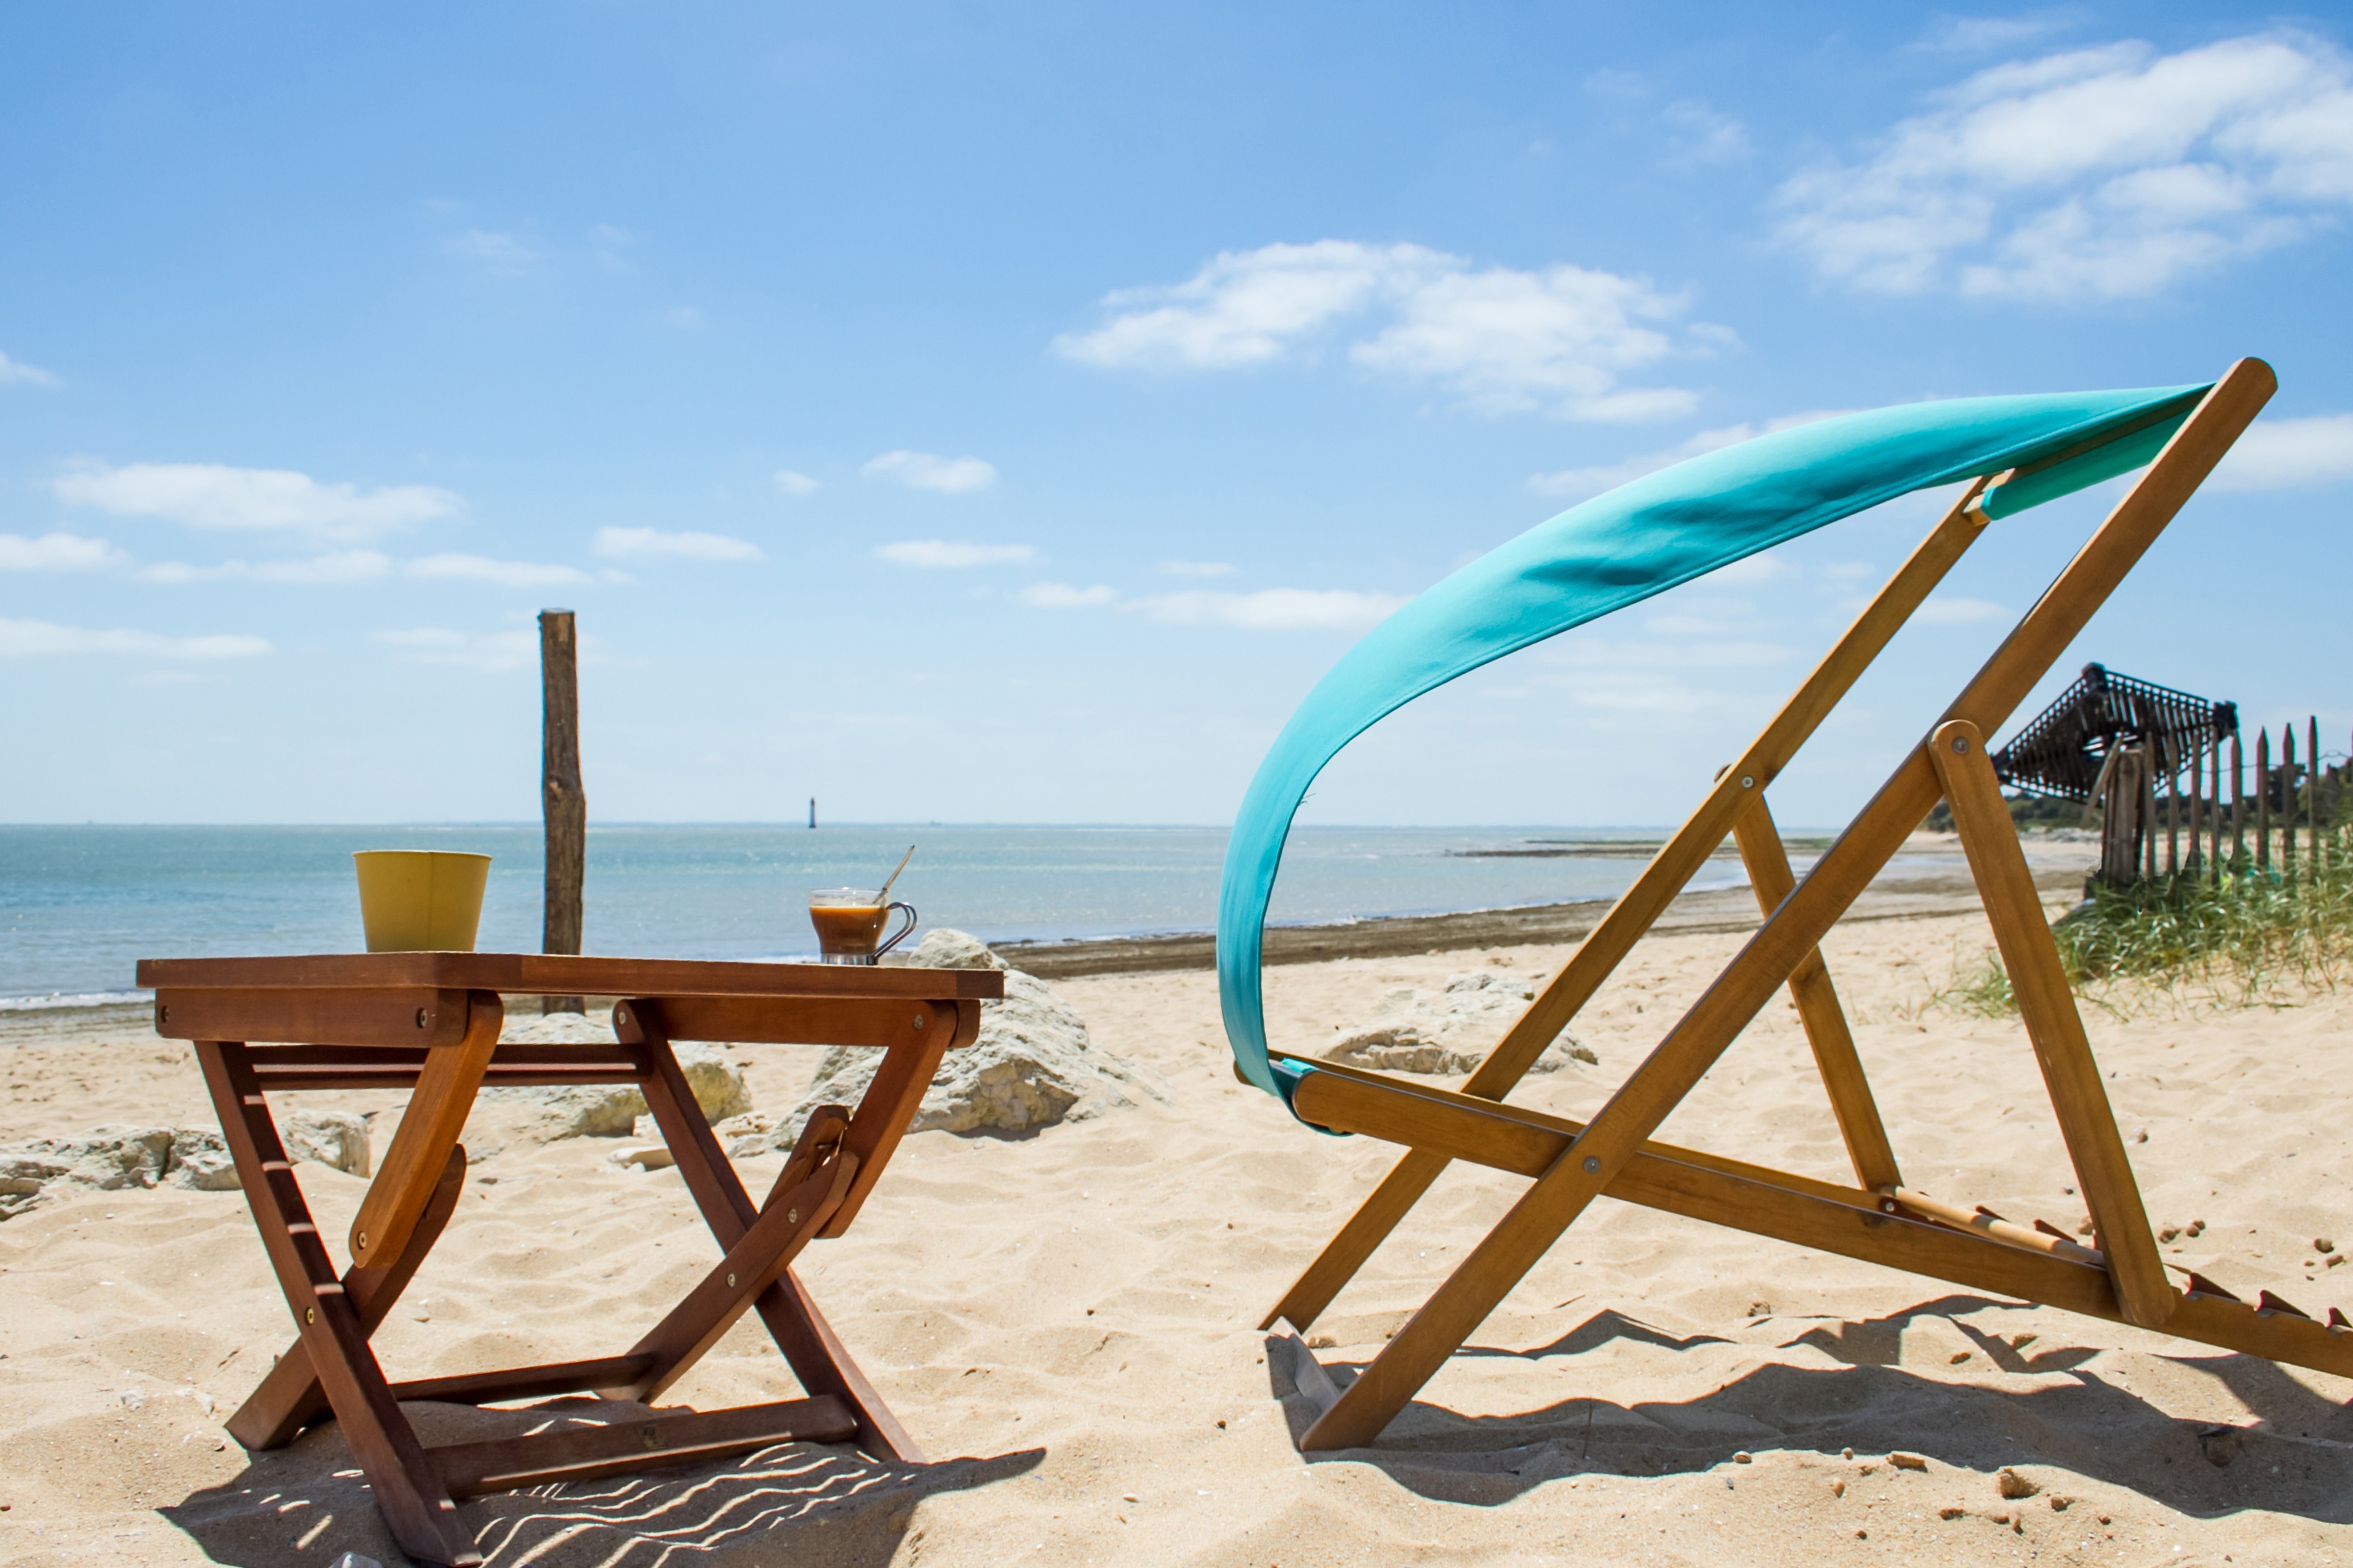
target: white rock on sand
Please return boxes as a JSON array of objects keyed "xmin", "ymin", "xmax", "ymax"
[
  {"xmin": 0, "ymin": 1109, "xmax": 368, "ymax": 1216},
  {"xmin": 487, "ymin": 1010, "xmax": 749, "ymax": 1137},
  {"xmin": 1321, "ymin": 968, "xmax": 1599, "ymax": 1075},
  {"xmin": 777, "ymin": 928, "xmax": 1167, "ymax": 1142}
]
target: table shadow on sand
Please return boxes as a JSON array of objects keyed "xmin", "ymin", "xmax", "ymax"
[{"xmin": 161, "ymin": 1396, "xmax": 1043, "ymax": 1568}]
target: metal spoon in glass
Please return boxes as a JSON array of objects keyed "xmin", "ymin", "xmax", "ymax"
[{"xmin": 875, "ymin": 845, "xmax": 915, "ymax": 905}]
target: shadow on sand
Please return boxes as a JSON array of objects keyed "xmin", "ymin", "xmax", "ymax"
[
  {"xmin": 163, "ymin": 1397, "xmax": 1042, "ymax": 1567},
  {"xmin": 1268, "ymin": 1294, "xmax": 2353, "ymax": 1523}
]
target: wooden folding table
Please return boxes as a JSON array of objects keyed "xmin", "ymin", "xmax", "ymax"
[{"xmin": 137, "ymin": 952, "xmax": 1001, "ymax": 1568}]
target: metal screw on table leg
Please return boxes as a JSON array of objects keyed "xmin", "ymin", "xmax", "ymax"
[
  {"xmin": 357, "ymin": 1231, "xmax": 368, "ymax": 1250},
  {"xmin": 305, "ymin": 1306, "xmax": 316, "ymax": 1324},
  {"xmin": 912, "ymin": 1013, "xmax": 925, "ymax": 1029},
  {"xmin": 415, "ymin": 1007, "xmax": 427, "ymax": 1029},
  {"xmin": 1582, "ymin": 1156, "xmax": 1601, "ymax": 1174},
  {"xmin": 616, "ymin": 1005, "xmax": 630, "ymax": 1027},
  {"xmin": 787, "ymin": 1209, "xmax": 799, "ymax": 1226},
  {"xmin": 727, "ymin": 1272, "xmax": 737, "ymax": 1288}
]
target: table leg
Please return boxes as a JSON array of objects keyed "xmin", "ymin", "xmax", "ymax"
[
  {"xmin": 349, "ymin": 990, "xmax": 501, "ymax": 1270},
  {"xmin": 228, "ymin": 1145, "xmax": 467, "ymax": 1450},
  {"xmin": 631, "ymin": 1005, "xmax": 934, "ymax": 1462},
  {"xmin": 196, "ymin": 1041, "xmax": 482, "ymax": 1568}
]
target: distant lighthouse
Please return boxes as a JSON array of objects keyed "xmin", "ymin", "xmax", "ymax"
[{"xmin": 808, "ymin": 796, "xmax": 816, "ymax": 830}]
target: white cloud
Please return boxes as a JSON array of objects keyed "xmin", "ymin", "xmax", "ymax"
[
  {"xmin": 773, "ymin": 470, "xmax": 821, "ymax": 496},
  {"xmin": 405, "ymin": 553, "xmax": 592, "ymax": 588},
  {"xmin": 445, "ymin": 230, "xmax": 537, "ymax": 274},
  {"xmin": 54, "ymin": 462, "xmax": 460, "ymax": 542},
  {"xmin": 1916, "ymin": 594, "xmax": 2010, "ymax": 624},
  {"xmin": 1055, "ymin": 240, "xmax": 1718, "ymax": 420},
  {"xmin": 141, "ymin": 550, "xmax": 393, "ymax": 586},
  {"xmin": 2211, "ymin": 413, "xmax": 2353, "ymax": 490},
  {"xmin": 1018, "ymin": 579, "xmax": 1405, "ymax": 629},
  {"xmin": 1130, "ymin": 588, "xmax": 1408, "ymax": 630},
  {"xmin": 1774, "ymin": 33, "xmax": 2353, "ymax": 299},
  {"xmin": 0, "ymin": 532, "xmax": 123, "ymax": 572},
  {"xmin": 591, "ymin": 527, "xmax": 764, "ymax": 561},
  {"xmin": 371, "ymin": 627, "xmax": 539, "ymax": 672},
  {"xmin": 0, "ymin": 350, "xmax": 59, "ymax": 387},
  {"xmin": 1916, "ymin": 13, "xmax": 2082, "ymax": 54},
  {"xmin": 0, "ymin": 617, "xmax": 271, "ymax": 660},
  {"xmin": 1156, "ymin": 559, "xmax": 1236, "ymax": 577},
  {"xmin": 861, "ymin": 451, "xmax": 998, "ymax": 493},
  {"xmin": 1662, "ymin": 99, "xmax": 1752, "ymax": 164},
  {"xmin": 875, "ymin": 539, "xmax": 1038, "ymax": 569},
  {"xmin": 1019, "ymin": 582, "xmax": 1119, "ymax": 608},
  {"xmin": 1528, "ymin": 410, "xmax": 1851, "ymax": 499}
]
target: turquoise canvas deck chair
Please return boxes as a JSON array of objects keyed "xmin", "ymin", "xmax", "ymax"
[{"xmin": 1217, "ymin": 359, "xmax": 2351, "ymax": 1449}]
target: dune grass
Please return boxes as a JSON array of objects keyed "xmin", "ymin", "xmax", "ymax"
[{"xmin": 1937, "ymin": 829, "xmax": 2353, "ymax": 1015}]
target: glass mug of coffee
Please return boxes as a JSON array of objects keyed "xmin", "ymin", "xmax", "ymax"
[{"xmin": 808, "ymin": 888, "xmax": 917, "ymax": 965}]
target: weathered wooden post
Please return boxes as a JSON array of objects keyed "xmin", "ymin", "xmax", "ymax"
[
  {"xmin": 2230, "ymin": 732, "xmax": 2244, "ymax": 869},
  {"xmin": 2257, "ymin": 728, "xmax": 2272, "ymax": 872},
  {"xmin": 540, "ymin": 609, "xmax": 586, "ymax": 1014},
  {"xmin": 2096, "ymin": 743, "xmax": 2146, "ymax": 889},
  {"xmin": 2310, "ymin": 716, "xmax": 2323, "ymax": 880},
  {"xmin": 2283, "ymin": 726, "xmax": 2299, "ymax": 880}
]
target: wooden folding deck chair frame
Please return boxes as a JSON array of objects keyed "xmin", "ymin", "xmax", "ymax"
[
  {"xmin": 1214, "ymin": 359, "xmax": 2353, "ymax": 1451},
  {"xmin": 135, "ymin": 952, "xmax": 1000, "ymax": 1568}
]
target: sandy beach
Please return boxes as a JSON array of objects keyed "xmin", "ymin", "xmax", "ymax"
[{"xmin": 4, "ymin": 853, "xmax": 2349, "ymax": 1567}]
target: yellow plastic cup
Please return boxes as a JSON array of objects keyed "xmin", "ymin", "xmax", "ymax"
[{"xmin": 352, "ymin": 850, "xmax": 492, "ymax": 952}]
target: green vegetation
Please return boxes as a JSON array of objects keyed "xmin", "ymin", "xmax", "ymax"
[
  {"xmin": 1936, "ymin": 830, "xmax": 2353, "ymax": 1015},
  {"xmin": 1921, "ymin": 790, "xmax": 2087, "ymax": 834}
]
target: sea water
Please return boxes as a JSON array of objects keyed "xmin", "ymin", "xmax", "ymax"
[{"xmin": 0, "ymin": 823, "xmax": 1750, "ymax": 1004}]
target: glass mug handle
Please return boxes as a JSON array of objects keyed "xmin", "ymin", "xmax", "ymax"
[{"xmin": 873, "ymin": 901, "xmax": 918, "ymax": 958}]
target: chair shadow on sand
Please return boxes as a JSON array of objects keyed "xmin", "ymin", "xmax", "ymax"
[
  {"xmin": 1268, "ymin": 1294, "xmax": 2353, "ymax": 1525},
  {"xmin": 163, "ymin": 1395, "xmax": 1044, "ymax": 1568}
]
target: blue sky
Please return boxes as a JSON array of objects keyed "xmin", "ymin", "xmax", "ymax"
[{"xmin": 3, "ymin": 3, "xmax": 2349, "ymax": 827}]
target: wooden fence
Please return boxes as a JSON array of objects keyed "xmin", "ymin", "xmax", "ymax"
[{"xmin": 2126, "ymin": 715, "xmax": 2346, "ymax": 886}]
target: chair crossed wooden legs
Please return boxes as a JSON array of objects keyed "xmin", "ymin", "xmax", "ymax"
[{"xmin": 1265, "ymin": 359, "xmax": 2353, "ymax": 1451}]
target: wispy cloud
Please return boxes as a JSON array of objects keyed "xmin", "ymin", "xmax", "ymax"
[
  {"xmin": 0, "ymin": 532, "xmax": 123, "ymax": 572},
  {"xmin": 592, "ymin": 527, "xmax": 764, "ymax": 561},
  {"xmin": 1662, "ymin": 99, "xmax": 1752, "ymax": 165},
  {"xmin": 1916, "ymin": 594, "xmax": 2010, "ymax": 624},
  {"xmin": 0, "ymin": 617, "xmax": 271, "ymax": 660},
  {"xmin": 54, "ymin": 462, "xmax": 460, "ymax": 542},
  {"xmin": 1018, "ymin": 580, "xmax": 1405, "ymax": 630},
  {"xmin": 1128, "ymin": 588, "xmax": 1407, "ymax": 630},
  {"xmin": 371, "ymin": 627, "xmax": 539, "ymax": 671},
  {"xmin": 1527, "ymin": 411, "xmax": 1850, "ymax": 499},
  {"xmin": 1055, "ymin": 239, "xmax": 1720, "ymax": 420},
  {"xmin": 2211, "ymin": 413, "xmax": 2353, "ymax": 490},
  {"xmin": 1915, "ymin": 12, "xmax": 2084, "ymax": 54},
  {"xmin": 406, "ymin": 553, "xmax": 592, "ymax": 588},
  {"xmin": 1019, "ymin": 582, "xmax": 1119, "ymax": 608},
  {"xmin": 0, "ymin": 350, "xmax": 59, "ymax": 387},
  {"xmin": 444, "ymin": 230, "xmax": 537, "ymax": 275},
  {"xmin": 1156, "ymin": 559, "xmax": 1236, "ymax": 577},
  {"xmin": 773, "ymin": 470, "xmax": 821, "ymax": 497},
  {"xmin": 862, "ymin": 451, "xmax": 998, "ymax": 493},
  {"xmin": 1773, "ymin": 33, "xmax": 2353, "ymax": 300},
  {"xmin": 140, "ymin": 550, "xmax": 393, "ymax": 586},
  {"xmin": 875, "ymin": 539, "xmax": 1037, "ymax": 569}
]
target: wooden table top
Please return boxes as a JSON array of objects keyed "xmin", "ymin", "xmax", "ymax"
[{"xmin": 134, "ymin": 952, "xmax": 1005, "ymax": 1000}]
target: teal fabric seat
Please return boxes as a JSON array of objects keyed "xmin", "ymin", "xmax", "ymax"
[{"xmin": 1217, "ymin": 384, "xmax": 2210, "ymax": 1111}]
